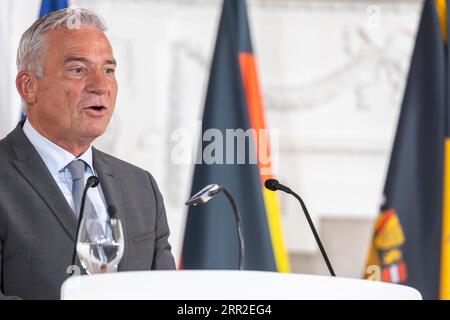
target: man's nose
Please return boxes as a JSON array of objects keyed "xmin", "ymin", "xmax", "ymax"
[{"xmin": 86, "ymin": 69, "xmax": 109, "ymax": 95}]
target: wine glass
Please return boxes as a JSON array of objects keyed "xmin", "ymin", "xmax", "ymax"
[{"xmin": 76, "ymin": 216, "xmax": 124, "ymax": 274}]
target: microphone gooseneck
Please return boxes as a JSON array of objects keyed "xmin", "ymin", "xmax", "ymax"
[
  {"xmin": 265, "ymin": 179, "xmax": 336, "ymax": 277},
  {"xmin": 71, "ymin": 175, "xmax": 99, "ymax": 273},
  {"xmin": 185, "ymin": 185, "xmax": 245, "ymax": 270},
  {"xmin": 219, "ymin": 186, "xmax": 244, "ymax": 271}
]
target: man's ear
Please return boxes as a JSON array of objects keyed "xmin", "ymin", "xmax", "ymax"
[{"xmin": 16, "ymin": 71, "xmax": 39, "ymax": 105}]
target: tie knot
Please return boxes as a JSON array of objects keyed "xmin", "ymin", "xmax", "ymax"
[{"xmin": 67, "ymin": 160, "xmax": 86, "ymax": 181}]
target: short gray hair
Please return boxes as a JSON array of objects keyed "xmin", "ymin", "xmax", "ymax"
[{"xmin": 17, "ymin": 7, "xmax": 108, "ymax": 78}]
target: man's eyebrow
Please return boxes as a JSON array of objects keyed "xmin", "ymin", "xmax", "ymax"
[
  {"xmin": 105, "ymin": 59, "xmax": 117, "ymax": 66},
  {"xmin": 63, "ymin": 56, "xmax": 89, "ymax": 64},
  {"xmin": 63, "ymin": 56, "xmax": 117, "ymax": 66}
]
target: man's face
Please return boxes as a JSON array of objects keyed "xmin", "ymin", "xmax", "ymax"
[{"xmin": 27, "ymin": 26, "xmax": 118, "ymax": 153}]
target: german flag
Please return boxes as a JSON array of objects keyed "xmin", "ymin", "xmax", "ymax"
[
  {"xmin": 366, "ymin": 0, "xmax": 450, "ymax": 300},
  {"xmin": 181, "ymin": 0, "xmax": 290, "ymax": 272}
]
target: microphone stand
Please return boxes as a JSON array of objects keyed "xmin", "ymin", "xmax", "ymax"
[
  {"xmin": 186, "ymin": 185, "xmax": 245, "ymax": 270},
  {"xmin": 70, "ymin": 176, "xmax": 99, "ymax": 275},
  {"xmin": 217, "ymin": 186, "xmax": 244, "ymax": 271},
  {"xmin": 286, "ymin": 189, "xmax": 336, "ymax": 277},
  {"xmin": 265, "ymin": 179, "xmax": 336, "ymax": 277}
]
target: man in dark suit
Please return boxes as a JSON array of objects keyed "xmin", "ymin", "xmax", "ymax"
[{"xmin": 0, "ymin": 8, "xmax": 176, "ymax": 300}]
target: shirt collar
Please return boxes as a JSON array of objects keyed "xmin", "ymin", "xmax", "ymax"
[{"xmin": 23, "ymin": 119, "xmax": 94, "ymax": 175}]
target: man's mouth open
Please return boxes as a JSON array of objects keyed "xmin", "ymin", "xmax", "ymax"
[{"xmin": 84, "ymin": 105, "xmax": 107, "ymax": 116}]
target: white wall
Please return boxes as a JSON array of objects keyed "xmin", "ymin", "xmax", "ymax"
[
  {"xmin": 0, "ymin": 0, "xmax": 41, "ymax": 138},
  {"xmin": 0, "ymin": 0, "xmax": 422, "ymax": 273}
]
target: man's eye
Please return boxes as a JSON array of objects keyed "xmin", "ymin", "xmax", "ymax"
[
  {"xmin": 105, "ymin": 68, "xmax": 115, "ymax": 75},
  {"xmin": 71, "ymin": 67, "xmax": 85, "ymax": 74}
]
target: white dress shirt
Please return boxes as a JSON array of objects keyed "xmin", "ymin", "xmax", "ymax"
[{"xmin": 23, "ymin": 119, "xmax": 108, "ymax": 220}]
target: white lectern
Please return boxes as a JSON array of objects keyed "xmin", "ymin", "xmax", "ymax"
[{"xmin": 60, "ymin": 270, "xmax": 421, "ymax": 300}]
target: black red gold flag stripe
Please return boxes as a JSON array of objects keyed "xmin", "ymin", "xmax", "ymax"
[{"xmin": 181, "ymin": 0, "xmax": 290, "ymax": 271}]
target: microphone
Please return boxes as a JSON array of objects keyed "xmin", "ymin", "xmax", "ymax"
[
  {"xmin": 185, "ymin": 184, "xmax": 245, "ymax": 270},
  {"xmin": 70, "ymin": 175, "xmax": 99, "ymax": 273},
  {"xmin": 264, "ymin": 178, "xmax": 291, "ymax": 193},
  {"xmin": 265, "ymin": 178, "xmax": 336, "ymax": 277},
  {"xmin": 185, "ymin": 184, "xmax": 221, "ymax": 206}
]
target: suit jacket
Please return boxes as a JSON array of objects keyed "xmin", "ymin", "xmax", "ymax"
[{"xmin": 0, "ymin": 123, "xmax": 176, "ymax": 300}]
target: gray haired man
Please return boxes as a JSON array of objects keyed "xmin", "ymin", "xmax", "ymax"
[{"xmin": 0, "ymin": 8, "xmax": 176, "ymax": 300}]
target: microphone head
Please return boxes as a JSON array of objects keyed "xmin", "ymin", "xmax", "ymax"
[
  {"xmin": 87, "ymin": 176, "xmax": 99, "ymax": 188},
  {"xmin": 185, "ymin": 184, "xmax": 221, "ymax": 206},
  {"xmin": 107, "ymin": 204, "xmax": 118, "ymax": 219},
  {"xmin": 264, "ymin": 179, "xmax": 280, "ymax": 191}
]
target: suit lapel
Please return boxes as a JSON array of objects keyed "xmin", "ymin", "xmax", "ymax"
[
  {"xmin": 9, "ymin": 124, "xmax": 78, "ymax": 241},
  {"xmin": 92, "ymin": 148, "xmax": 129, "ymax": 271},
  {"xmin": 8, "ymin": 124, "xmax": 129, "ymax": 270}
]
